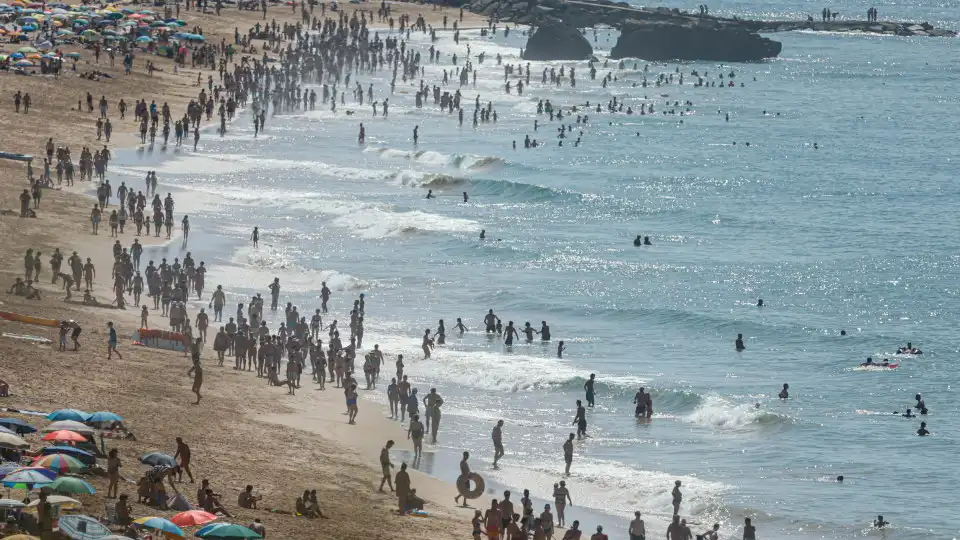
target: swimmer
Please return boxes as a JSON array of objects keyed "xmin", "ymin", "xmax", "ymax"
[
  {"xmin": 426, "ymin": 189, "xmax": 434, "ymax": 200},
  {"xmin": 463, "ymin": 192, "xmax": 469, "ymax": 203},
  {"xmin": 902, "ymin": 408, "xmax": 915, "ymax": 418},
  {"xmin": 455, "ymin": 318, "xmax": 467, "ymax": 334},
  {"xmin": 480, "ymin": 229, "xmax": 486, "ymax": 240},
  {"xmin": 583, "ymin": 374, "xmax": 596, "ymax": 407},
  {"xmin": 633, "ymin": 235, "xmax": 642, "ymax": 247},
  {"xmin": 735, "ymin": 333, "xmax": 745, "ymax": 352},
  {"xmin": 860, "ymin": 357, "xmax": 874, "ymax": 367},
  {"xmin": 874, "ymin": 515, "xmax": 889, "ymax": 528},
  {"xmin": 757, "ymin": 298, "xmax": 764, "ymax": 307},
  {"xmin": 917, "ymin": 422, "xmax": 929, "ymax": 436},
  {"xmin": 836, "ymin": 475, "xmax": 843, "ymax": 483},
  {"xmin": 840, "ymin": 330, "xmax": 847, "ymax": 336},
  {"xmin": 557, "ymin": 340, "xmax": 565, "ymax": 358},
  {"xmin": 896, "ymin": 342, "xmax": 922, "ymax": 355},
  {"xmin": 633, "ymin": 387, "xmax": 647, "ymax": 418},
  {"xmin": 643, "ymin": 236, "xmax": 651, "ymax": 245},
  {"xmin": 778, "ymin": 383, "xmax": 789, "ymax": 399}
]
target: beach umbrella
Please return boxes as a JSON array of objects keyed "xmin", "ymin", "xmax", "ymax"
[
  {"xmin": 64, "ymin": 51, "xmax": 80, "ymax": 58},
  {"xmin": 42, "ymin": 430, "xmax": 87, "ymax": 443},
  {"xmin": 0, "ymin": 425, "xmax": 17, "ymax": 436},
  {"xmin": 134, "ymin": 516, "xmax": 185, "ymax": 539},
  {"xmin": 48, "ymin": 476, "xmax": 95, "ymax": 495},
  {"xmin": 44, "ymin": 420, "xmax": 95, "ymax": 434},
  {"xmin": 58, "ymin": 514, "xmax": 111, "ymax": 539},
  {"xmin": 171, "ymin": 510, "xmax": 217, "ymax": 527},
  {"xmin": 0, "ymin": 463, "xmax": 20, "ymax": 476},
  {"xmin": 105, "ymin": 11, "xmax": 122, "ymax": 18},
  {"xmin": 47, "ymin": 409, "xmax": 90, "ymax": 422},
  {"xmin": 2, "ymin": 468, "xmax": 54, "ymax": 489},
  {"xmin": 2, "ymin": 535, "xmax": 40, "ymax": 540},
  {"xmin": 0, "ymin": 432, "xmax": 29, "ymax": 448},
  {"xmin": 31, "ymin": 454, "xmax": 87, "ymax": 474},
  {"xmin": 0, "ymin": 498, "xmax": 27, "ymax": 509},
  {"xmin": 85, "ymin": 411, "xmax": 122, "ymax": 425},
  {"xmin": 15, "ymin": 45, "xmax": 37, "ymax": 53},
  {"xmin": 26, "ymin": 495, "xmax": 82, "ymax": 508},
  {"xmin": 195, "ymin": 523, "xmax": 262, "ymax": 539},
  {"xmin": 42, "ymin": 445, "xmax": 94, "ymax": 459},
  {"xmin": 135, "ymin": 35, "xmax": 152, "ymax": 43},
  {"xmin": 73, "ymin": 18, "xmax": 88, "ymax": 26},
  {"xmin": 9, "ymin": 51, "xmax": 24, "ymax": 59},
  {"xmin": 139, "ymin": 452, "xmax": 176, "ymax": 467}
]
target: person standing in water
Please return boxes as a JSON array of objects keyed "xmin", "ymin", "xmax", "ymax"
[
  {"xmin": 455, "ymin": 318, "xmax": 467, "ymax": 335},
  {"xmin": 735, "ymin": 333, "xmax": 745, "ymax": 351},
  {"xmin": 563, "ymin": 433, "xmax": 575, "ymax": 476},
  {"xmin": 251, "ymin": 226, "xmax": 259, "ymax": 248},
  {"xmin": 671, "ymin": 481, "xmax": 682, "ymax": 515},
  {"xmin": 484, "ymin": 309, "xmax": 499, "ymax": 333},
  {"xmin": 558, "ymin": 341, "xmax": 565, "ymax": 358},
  {"xmin": 573, "ymin": 400, "xmax": 587, "ymax": 438},
  {"xmin": 633, "ymin": 387, "xmax": 647, "ymax": 418},
  {"xmin": 778, "ymin": 383, "xmax": 789, "ymax": 399},
  {"xmin": 503, "ymin": 321, "xmax": 519, "ymax": 346},
  {"xmin": 584, "ymin": 374, "xmax": 597, "ymax": 407},
  {"xmin": 492, "ymin": 419, "xmax": 505, "ymax": 468}
]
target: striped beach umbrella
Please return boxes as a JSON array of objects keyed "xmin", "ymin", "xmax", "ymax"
[{"xmin": 31, "ymin": 454, "xmax": 87, "ymax": 473}]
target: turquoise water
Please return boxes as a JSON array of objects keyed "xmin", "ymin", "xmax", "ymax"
[{"xmin": 111, "ymin": 7, "xmax": 960, "ymax": 538}]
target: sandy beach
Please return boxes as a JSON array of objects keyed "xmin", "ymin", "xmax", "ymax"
[{"xmin": 0, "ymin": 1, "xmax": 486, "ymax": 538}]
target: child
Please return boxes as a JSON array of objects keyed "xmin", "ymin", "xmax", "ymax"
[
  {"xmin": 557, "ymin": 341, "xmax": 565, "ymax": 359},
  {"xmin": 59, "ymin": 321, "xmax": 69, "ymax": 351},
  {"xmin": 140, "ymin": 306, "xmax": 149, "ymax": 329}
]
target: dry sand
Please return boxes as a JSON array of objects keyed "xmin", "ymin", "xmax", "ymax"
[{"xmin": 0, "ymin": 2, "xmax": 487, "ymax": 538}]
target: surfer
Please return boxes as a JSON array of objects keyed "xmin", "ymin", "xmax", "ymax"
[
  {"xmin": 896, "ymin": 342, "xmax": 922, "ymax": 354},
  {"xmin": 860, "ymin": 357, "xmax": 874, "ymax": 367},
  {"xmin": 778, "ymin": 383, "xmax": 789, "ymax": 399},
  {"xmin": 584, "ymin": 374, "xmax": 597, "ymax": 407},
  {"xmin": 735, "ymin": 333, "xmax": 745, "ymax": 351}
]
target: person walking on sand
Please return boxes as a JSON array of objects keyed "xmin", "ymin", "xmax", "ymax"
[
  {"xmin": 187, "ymin": 362, "xmax": 203, "ymax": 404},
  {"xmin": 174, "ymin": 437, "xmax": 195, "ymax": 483},
  {"xmin": 554, "ymin": 480, "xmax": 572, "ymax": 527},
  {"xmin": 453, "ymin": 451, "xmax": 471, "ymax": 507},
  {"xmin": 379, "ymin": 440, "xmax": 395, "ymax": 492},
  {"xmin": 107, "ymin": 322, "xmax": 122, "ymax": 359}
]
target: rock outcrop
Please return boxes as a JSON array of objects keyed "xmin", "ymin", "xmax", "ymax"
[
  {"xmin": 466, "ymin": 0, "xmax": 956, "ymax": 38},
  {"xmin": 521, "ymin": 21, "xmax": 594, "ymax": 61},
  {"xmin": 610, "ymin": 22, "xmax": 782, "ymax": 62}
]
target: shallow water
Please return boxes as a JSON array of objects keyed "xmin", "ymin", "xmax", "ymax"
[{"xmin": 111, "ymin": 6, "xmax": 960, "ymax": 538}]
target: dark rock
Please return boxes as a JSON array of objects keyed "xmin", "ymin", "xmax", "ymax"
[
  {"xmin": 521, "ymin": 21, "xmax": 594, "ymax": 61},
  {"xmin": 611, "ymin": 23, "xmax": 781, "ymax": 62}
]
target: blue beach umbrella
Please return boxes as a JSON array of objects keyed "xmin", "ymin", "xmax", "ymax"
[
  {"xmin": 2, "ymin": 468, "xmax": 55, "ymax": 489},
  {"xmin": 86, "ymin": 411, "xmax": 122, "ymax": 424},
  {"xmin": 0, "ymin": 418, "xmax": 37, "ymax": 434},
  {"xmin": 139, "ymin": 452, "xmax": 176, "ymax": 467},
  {"xmin": 47, "ymin": 409, "xmax": 90, "ymax": 422},
  {"xmin": 134, "ymin": 516, "xmax": 185, "ymax": 539},
  {"xmin": 195, "ymin": 523, "xmax": 262, "ymax": 539}
]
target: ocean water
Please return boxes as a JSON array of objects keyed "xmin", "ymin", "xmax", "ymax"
[{"xmin": 110, "ymin": 4, "xmax": 960, "ymax": 538}]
